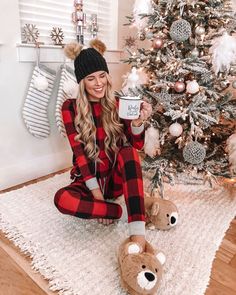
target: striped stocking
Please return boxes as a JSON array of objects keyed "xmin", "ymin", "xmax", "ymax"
[
  {"xmin": 55, "ymin": 65, "xmax": 77, "ymax": 137},
  {"xmin": 22, "ymin": 64, "xmax": 56, "ymax": 139}
]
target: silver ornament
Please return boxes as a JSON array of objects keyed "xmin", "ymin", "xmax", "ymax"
[
  {"xmin": 170, "ymin": 19, "xmax": 192, "ymax": 43},
  {"xmin": 146, "ymin": 32, "xmax": 154, "ymax": 39},
  {"xmin": 195, "ymin": 26, "xmax": 205, "ymax": 36},
  {"xmin": 232, "ymin": 81, "xmax": 236, "ymax": 89},
  {"xmin": 183, "ymin": 141, "xmax": 206, "ymax": 165},
  {"xmin": 230, "ymin": 66, "xmax": 236, "ymax": 75},
  {"xmin": 190, "ymin": 47, "xmax": 199, "ymax": 58}
]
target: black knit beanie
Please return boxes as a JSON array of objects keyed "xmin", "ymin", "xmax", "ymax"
[{"xmin": 74, "ymin": 47, "xmax": 109, "ymax": 83}]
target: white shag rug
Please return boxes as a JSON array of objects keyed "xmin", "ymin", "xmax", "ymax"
[{"xmin": 0, "ymin": 172, "xmax": 236, "ymax": 295}]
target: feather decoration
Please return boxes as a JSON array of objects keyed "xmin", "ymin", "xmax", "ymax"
[
  {"xmin": 122, "ymin": 67, "xmax": 148, "ymax": 92},
  {"xmin": 226, "ymin": 133, "xmax": 236, "ymax": 175},
  {"xmin": 144, "ymin": 125, "xmax": 161, "ymax": 158},
  {"xmin": 209, "ymin": 32, "xmax": 236, "ymax": 74},
  {"xmin": 133, "ymin": 0, "xmax": 153, "ymax": 31}
]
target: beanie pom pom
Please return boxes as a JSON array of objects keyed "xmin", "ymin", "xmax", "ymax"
[
  {"xmin": 89, "ymin": 39, "xmax": 107, "ymax": 55},
  {"xmin": 64, "ymin": 42, "xmax": 83, "ymax": 60}
]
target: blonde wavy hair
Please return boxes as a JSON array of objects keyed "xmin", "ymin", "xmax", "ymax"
[{"xmin": 74, "ymin": 73, "xmax": 126, "ymax": 162}]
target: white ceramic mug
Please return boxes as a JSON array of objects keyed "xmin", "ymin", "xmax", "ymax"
[{"xmin": 118, "ymin": 96, "xmax": 143, "ymax": 120}]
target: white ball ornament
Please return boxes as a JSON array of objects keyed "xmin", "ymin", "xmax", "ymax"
[
  {"xmin": 169, "ymin": 122, "xmax": 183, "ymax": 137},
  {"xmin": 63, "ymin": 79, "xmax": 78, "ymax": 97},
  {"xmin": 33, "ymin": 75, "xmax": 49, "ymax": 91},
  {"xmin": 186, "ymin": 80, "xmax": 199, "ymax": 94},
  {"xmin": 195, "ymin": 26, "xmax": 205, "ymax": 36}
]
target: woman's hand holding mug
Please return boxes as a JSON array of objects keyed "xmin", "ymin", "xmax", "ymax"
[{"xmin": 132, "ymin": 100, "xmax": 152, "ymax": 127}]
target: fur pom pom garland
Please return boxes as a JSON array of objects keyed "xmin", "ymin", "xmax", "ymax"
[
  {"xmin": 209, "ymin": 32, "xmax": 236, "ymax": 74},
  {"xmin": 226, "ymin": 133, "xmax": 236, "ymax": 175},
  {"xmin": 133, "ymin": 0, "xmax": 153, "ymax": 31},
  {"xmin": 122, "ymin": 67, "xmax": 148, "ymax": 92},
  {"xmin": 144, "ymin": 125, "xmax": 161, "ymax": 158}
]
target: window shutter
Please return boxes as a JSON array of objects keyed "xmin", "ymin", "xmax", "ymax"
[{"xmin": 18, "ymin": 0, "xmax": 118, "ymax": 49}]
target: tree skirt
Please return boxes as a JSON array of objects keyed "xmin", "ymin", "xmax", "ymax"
[{"xmin": 0, "ymin": 172, "xmax": 236, "ymax": 295}]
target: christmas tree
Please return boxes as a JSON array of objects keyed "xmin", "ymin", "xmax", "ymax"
[{"xmin": 121, "ymin": 0, "xmax": 236, "ymax": 195}]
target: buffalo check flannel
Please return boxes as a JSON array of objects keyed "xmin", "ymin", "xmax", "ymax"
[{"xmin": 54, "ymin": 99, "xmax": 146, "ymax": 236}]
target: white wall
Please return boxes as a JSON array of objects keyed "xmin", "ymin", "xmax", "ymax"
[{"xmin": 0, "ymin": 0, "xmax": 134, "ymax": 190}]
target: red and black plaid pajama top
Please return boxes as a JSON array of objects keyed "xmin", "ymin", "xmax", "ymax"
[{"xmin": 54, "ymin": 98, "xmax": 146, "ymax": 236}]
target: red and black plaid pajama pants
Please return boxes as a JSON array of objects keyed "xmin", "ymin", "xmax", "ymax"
[{"xmin": 54, "ymin": 146, "xmax": 145, "ymax": 223}]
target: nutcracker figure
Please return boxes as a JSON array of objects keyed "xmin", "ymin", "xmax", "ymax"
[
  {"xmin": 90, "ymin": 14, "xmax": 98, "ymax": 39},
  {"xmin": 72, "ymin": 0, "xmax": 86, "ymax": 44}
]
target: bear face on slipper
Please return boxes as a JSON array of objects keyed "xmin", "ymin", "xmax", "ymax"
[
  {"xmin": 118, "ymin": 238, "xmax": 166, "ymax": 295},
  {"xmin": 145, "ymin": 192, "xmax": 178, "ymax": 230}
]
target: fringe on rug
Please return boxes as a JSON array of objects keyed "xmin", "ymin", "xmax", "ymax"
[{"xmin": 0, "ymin": 214, "xmax": 75, "ymax": 295}]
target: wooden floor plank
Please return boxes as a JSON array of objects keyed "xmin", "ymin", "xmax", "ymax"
[
  {"xmin": 205, "ymin": 279, "xmax": 236, "ymax": 295},
  {"xmin": 0, "ymin": 246, "xmax": 46, "ymax": 295},
  {"xmin": 0, "ymin": 232, "xmax": 57, "ymax": 295},
  {"xmin": 210, "ymin": 259, "xmax": 236, "ymax": 291},
  {"xmin": 230, "ymin": 254, "xmax": 236, "ymax": 268},
  {"xmin": 221, "ymin": 239, "xmax": 236, "ymax": 255}
]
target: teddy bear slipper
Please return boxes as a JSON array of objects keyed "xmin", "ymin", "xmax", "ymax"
[
  {"xmin": 144, "ymin": 191, "xmax": 178, "ymax": 230},
  {"xmin": 118, "ymin": 238, "xmax": 166, "ymax": 295}
]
